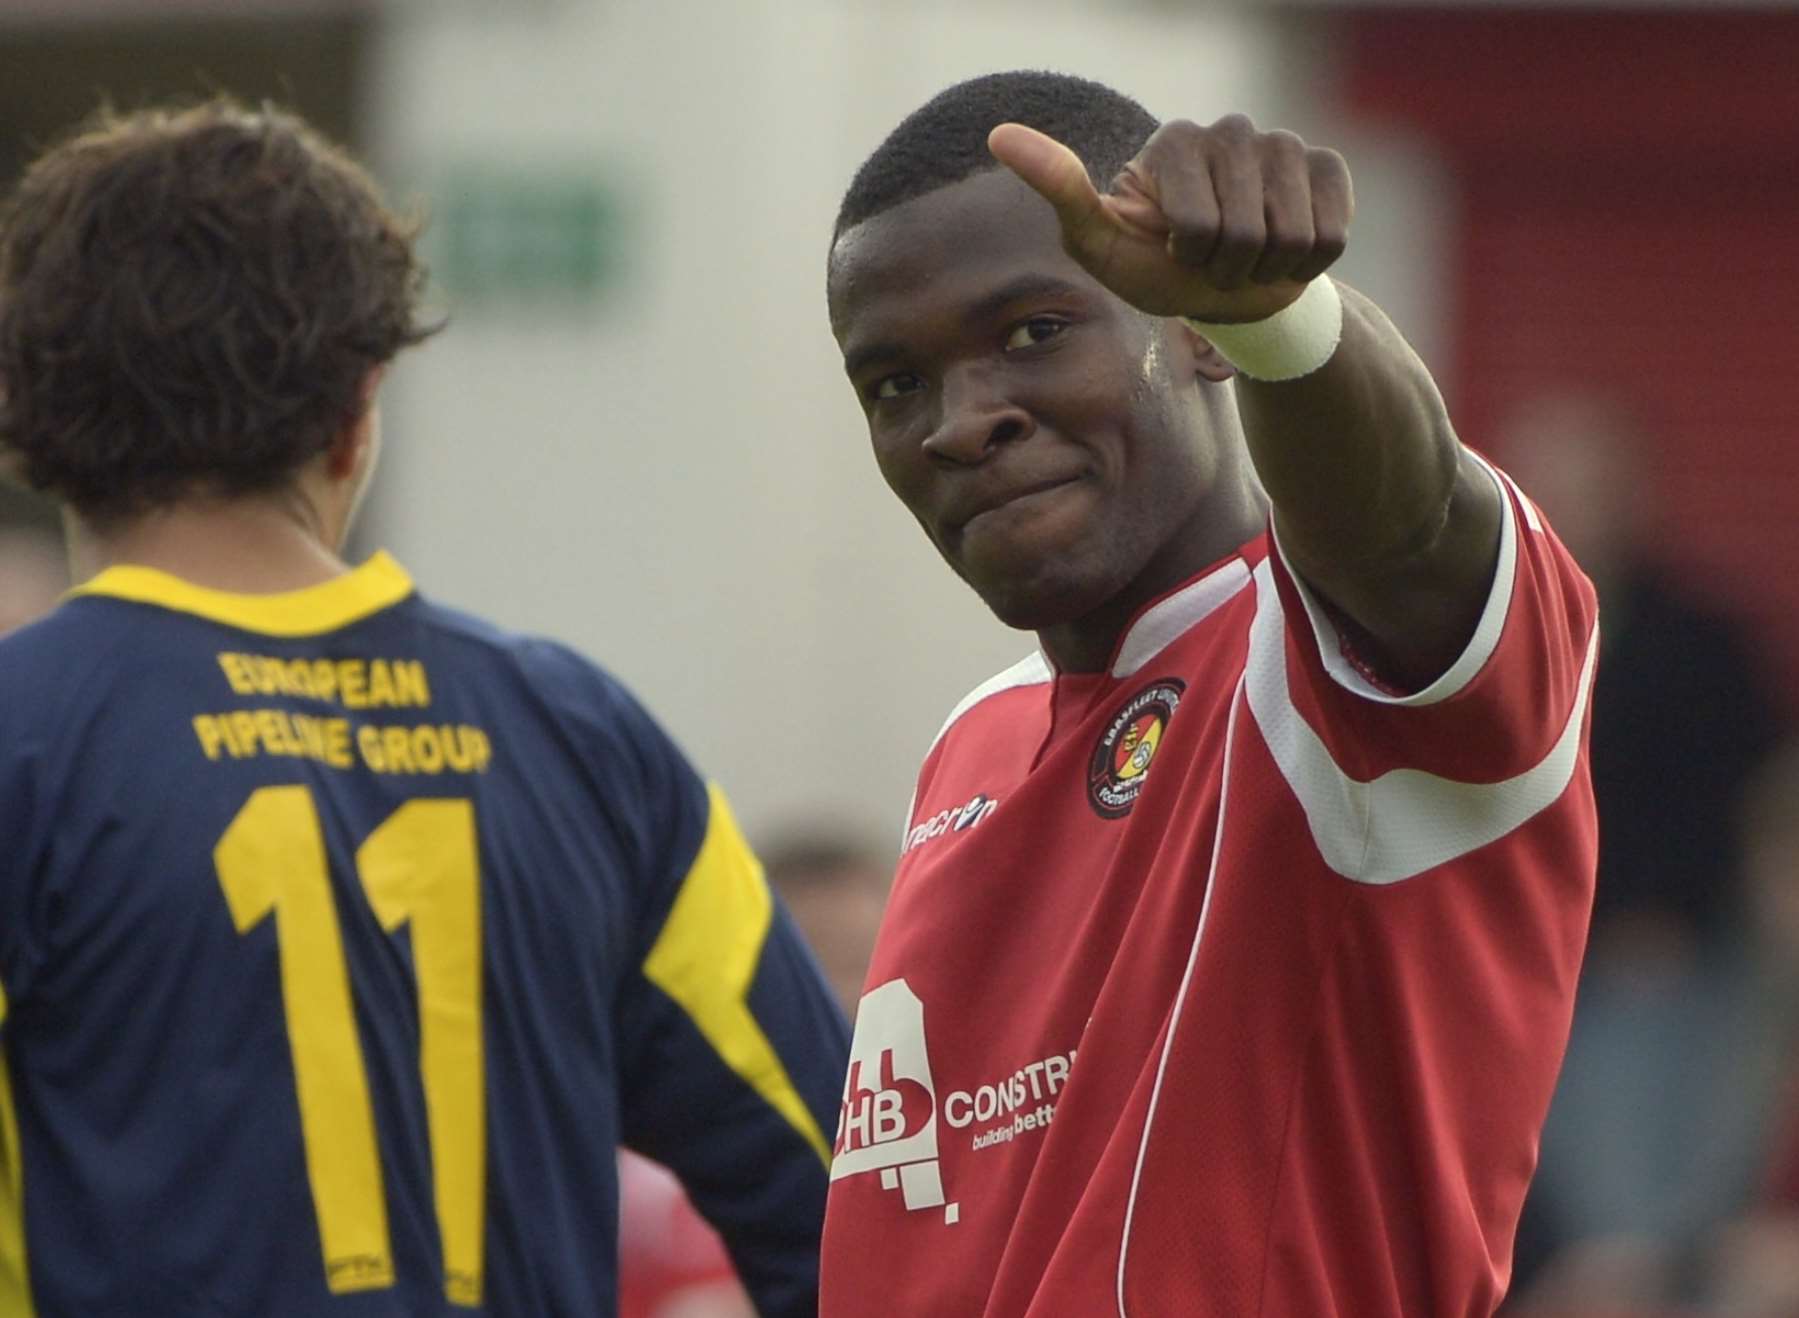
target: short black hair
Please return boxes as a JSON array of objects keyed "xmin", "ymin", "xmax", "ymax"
[
  {"xmin": 0, "ymin": 98, "xmax": 437, "ymax": 525},
  {"xmin": 833, "ymin": 70, "xmax": 1160, "ymax": 240}
]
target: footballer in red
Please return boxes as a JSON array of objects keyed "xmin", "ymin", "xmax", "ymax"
[{"xmin": 819, "ymin": 71, "xmax": 1598, "ymax": 1317}]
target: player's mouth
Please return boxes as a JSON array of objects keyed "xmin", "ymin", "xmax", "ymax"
[
  {"xmin": 948, "ymin": 476, "xmax": 1084, "ymax": 535},
  {"xmin": 944, "ymin": 475, "xmax": 1090, "ymax": 567}
]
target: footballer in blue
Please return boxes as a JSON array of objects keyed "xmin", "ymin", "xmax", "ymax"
[{"xmin": 0, "ymin": 100, "xmax": 847, "ymax": 1316}]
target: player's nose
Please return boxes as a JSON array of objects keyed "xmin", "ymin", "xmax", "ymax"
[{"xmin": 921, "ymin": 364, "xmax": 1034, "ymax": 466}]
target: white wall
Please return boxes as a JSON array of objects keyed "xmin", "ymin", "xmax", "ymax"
[{"xmin": 364, "ymin": 2, "xmax": 1375, "ymax": 848}]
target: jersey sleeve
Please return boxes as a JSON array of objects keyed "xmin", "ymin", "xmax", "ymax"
[
  {"xmin": 1249, "ymin": 450, "xmax": 1600, "ymax": 885},
  {"xmin": 0, "ymin": 689, "xmax": 52, "ymax": 1030},
  {"xmin": 584, "ymin": 674, "xmax": 849, "ymax": 1318}
]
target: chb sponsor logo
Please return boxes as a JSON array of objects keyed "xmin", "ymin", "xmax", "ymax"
[
  {"xmin": 831, "ymin": 980, "xmax": 959, "ymax": 1224},
  {"xmin": 838, "ymin": 1050, "xmax": 933, "ymax": 1156},
  {"xmin": 833, "ymin": 980, "xmax": 1084, "ymax": 1227}
]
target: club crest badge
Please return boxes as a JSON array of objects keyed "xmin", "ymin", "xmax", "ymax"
[{"xmin": 1087, "ymin": 678, "xmax": 1185, "ymax": 819}]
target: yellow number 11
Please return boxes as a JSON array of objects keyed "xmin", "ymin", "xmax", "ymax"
[{"xmin": 214, "ymin": 786, "xmax": 485, "ymax": 1306}]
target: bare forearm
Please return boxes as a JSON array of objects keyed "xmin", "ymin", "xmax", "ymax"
[
  {"xmin": 1237, "ymin": 284, "xmax": 1453, "ymax": 567},
  {"xmin": 1234, "ymin": 283, "xmax": 1501, "ymax": 685}
]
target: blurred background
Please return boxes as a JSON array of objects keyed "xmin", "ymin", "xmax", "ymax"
[{"xmin": 1, "ymin": 1, "xmax": 1795, "ymax": 1314}]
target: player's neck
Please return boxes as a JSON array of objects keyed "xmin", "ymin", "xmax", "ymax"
[
  {"xmin": 1037, "ymin": 471, "xmax": 1265, "ymax": 675},
  {"xmin": 68, "ymin": 488, "xmax": 351, "ymax": 594}
]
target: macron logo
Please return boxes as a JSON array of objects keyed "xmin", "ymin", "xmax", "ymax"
[{"xmin": 904, "ymin": 792, "xmax": 999, "ymax": 855}]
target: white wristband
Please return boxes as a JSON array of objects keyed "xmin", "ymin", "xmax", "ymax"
[{"xmin": 1182, "ymin": 277, "xmax": 1344, "ymax": 382}]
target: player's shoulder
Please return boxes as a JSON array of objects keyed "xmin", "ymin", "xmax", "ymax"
[
  {"xmin": 927, "ymin": 650, "xmax": 1053, "ymax": 752},
  {"xmin": 1, "ymin": 588, "xmax": 135, "ymax": 660},
  {"xmin": 0, "ymin": 597, "xmax": 145, "ymax": 735},
  {"xmin": 403, "ymin": 595, "xmax": 686, "ymax": 767},
  {"xmin": 407, "ymin": 595, "xmax": 630, "ymax": 704}
]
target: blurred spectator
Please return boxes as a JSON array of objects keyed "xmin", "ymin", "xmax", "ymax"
[
  {"xmin": 1499, "ymin": 391, "xmax": 1789, "ymax": 1300},
  {"xmin": 1499, "ymin": 391, "xmax": 1786, "ymax": 965},
  {"xmin": 757, "ymin": 832, "xmax": 890, "ymax": 1019},
  {"xmin": 1686, "ymin": 742, "xmax": 1799, "ymax": 1317},
  {"xmin": 1512, "ymin": 743, "xmax": 1799, "ymax": 1316},
  {"xmin": 0, "ymin": 524, "xmax": 67, "ymax": 633},
  {"xmin": 618, "ymin": 830, "xmax": 889, "ymax": 1318}
]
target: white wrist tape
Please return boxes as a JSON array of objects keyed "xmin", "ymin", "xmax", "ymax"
[{"xmin": 1182, "ymin": 277, "xmax": 1344, "ymax": 382}]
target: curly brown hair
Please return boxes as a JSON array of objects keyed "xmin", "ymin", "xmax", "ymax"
[{"xmin": 0, "ymin": 98, "xmax": 438, "ymax": 524}]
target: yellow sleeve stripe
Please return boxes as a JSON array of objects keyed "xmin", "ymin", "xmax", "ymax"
[
  {"xmin": 0, "ymin": 990, "xmax": 34, "ymax": 1313},
  {"xmin": 642, "ymin": 785, "xmax": 832, "ymax": 1167}
]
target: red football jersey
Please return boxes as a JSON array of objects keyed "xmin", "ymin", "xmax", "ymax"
[{"xmin": 820, "ymin": 458, "xmax": 1600, "ymax": 1316}]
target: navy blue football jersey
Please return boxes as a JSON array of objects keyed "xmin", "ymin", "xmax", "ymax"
[{"xmin": 0, "ymin": 553, "xmax": 849, "ymax": 1316}]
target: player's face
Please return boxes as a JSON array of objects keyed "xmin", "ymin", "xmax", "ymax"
[{"xmin": 829, "ymin": 168, "xmax": 1234, "ymax": 636}]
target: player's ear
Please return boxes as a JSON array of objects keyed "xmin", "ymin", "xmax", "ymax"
[
  {"xmin": 325, "ymin": 367, "xmax": 386, "ymax": 480},
  {"xmin": 1174, "ymin": 319, "xmax": 1238, "ymax": 383}
]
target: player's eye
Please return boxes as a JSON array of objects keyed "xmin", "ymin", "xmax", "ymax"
[
  {"xmin": 1004, "ymin": 316, "xmax": 1068, "ymax": 351},
  {"xmin": 872, "ymin": 373, "xmax": 924, "ymax": 401}
]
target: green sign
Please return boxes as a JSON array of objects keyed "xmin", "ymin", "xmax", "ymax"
[{"xmin": 433, "ymin": 167, "xmax": 630, "ymax": 309}]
